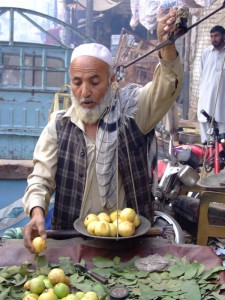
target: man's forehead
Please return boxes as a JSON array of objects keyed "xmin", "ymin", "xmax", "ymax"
[
  {"xmin": 210, "ymin": 31, "xmax": 223, "ymax": 37},
  {"xmin": 70, "ymin": 56, "xmax": 109, "ymax": 75}
]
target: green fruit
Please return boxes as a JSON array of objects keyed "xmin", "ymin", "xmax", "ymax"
[
  {"xmin": 43, "ymin": 278, "xmax": 54, "ymax": 289},
  {"xmin": 38, "ymin": 275, "xmax": 47, "ymax": 281},
  {"xmin": 75, "ymin": 291, "xmax": 85, "ymax": 299},
  {"xmin": 53, "ymin": 282, "xmax": 70, "ymax": 299},
  {"xmin": 29, "ymin": 277, "xmax": 45, "ymax": 295}
]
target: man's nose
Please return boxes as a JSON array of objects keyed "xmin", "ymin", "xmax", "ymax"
[{"xmin": 81, "ymin": 83, "xmax": 91, "ymax": 98}]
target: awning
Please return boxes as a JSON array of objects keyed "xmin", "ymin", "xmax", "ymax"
[{"xmin": 77, "ymin": 0, "xmax": 125, "ymax": 12}]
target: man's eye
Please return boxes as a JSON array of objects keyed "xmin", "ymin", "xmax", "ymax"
[
  {"xmin": 73, "ymin": 81, "xmax": 81, "ymax": 86},
  {"xmin": 92, "ymin": 81, "xmax": 99, "ymax": 86}
]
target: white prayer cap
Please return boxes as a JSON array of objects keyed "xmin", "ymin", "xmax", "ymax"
[{"xmin": 70, "ymin": 43, "xmax": 113, "ymax": 67}]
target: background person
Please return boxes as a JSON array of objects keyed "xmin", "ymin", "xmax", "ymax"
[
  {"xmin": 198, "ymin": 25, "xmax": 225, "ymax": 143},
  {"xmin": 22, "ymin": 8, "xmax": 183, "ymax": 253}
]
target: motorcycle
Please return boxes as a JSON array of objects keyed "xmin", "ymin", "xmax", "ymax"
[
  {"xmin": 154, "ymin": 110, "xmax": 225, "ymax": 243},
  {"xmin": 153, "ymin": 125, "xmax": 201, "ymax": 243}
]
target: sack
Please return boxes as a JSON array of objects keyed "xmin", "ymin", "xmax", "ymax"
[{"xmin": 48, "ymin": 84, "xmax": 71, "ymax": 121}]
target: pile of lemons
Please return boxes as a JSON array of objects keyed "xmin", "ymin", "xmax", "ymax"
[
  {"xmin": 22, "ymin": 267, "xmax": 99, "ymax": 300},
  {"xmin": 83, "ymin": 208, "xmax": 141, "ymax": 238}
]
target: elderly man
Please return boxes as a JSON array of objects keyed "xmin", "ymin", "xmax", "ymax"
[{"xmin": 22, "ymin": 8, "xmax": 183, "ymax": 253}]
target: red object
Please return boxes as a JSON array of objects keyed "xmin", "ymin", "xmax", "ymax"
[{"xmin": 157, "ymin": 160, "xmax": 167, "ymax": 181}]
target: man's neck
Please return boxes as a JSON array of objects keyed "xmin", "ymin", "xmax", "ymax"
[{"xmin": 84, "ymin": 122, "xmax": 98, "ymax": 140}]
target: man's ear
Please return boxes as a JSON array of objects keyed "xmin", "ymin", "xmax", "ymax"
[{"xmin": 110, "ymin": 73, "xmax": 116, "ymax": 83}]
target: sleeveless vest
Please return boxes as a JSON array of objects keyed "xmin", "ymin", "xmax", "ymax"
[{"xmin": 51, "ymin": 113, "xmax": 154, "ymax": 229}]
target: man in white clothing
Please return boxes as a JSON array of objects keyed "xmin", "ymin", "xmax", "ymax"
[{"xmin": 198, "ymin": 25, "xmax": 225, "ymax": 143}]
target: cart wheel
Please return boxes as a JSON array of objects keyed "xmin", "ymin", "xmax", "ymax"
[{"xmin": 154, "ymin": 211, "xmax": 185, "ymax": 244}]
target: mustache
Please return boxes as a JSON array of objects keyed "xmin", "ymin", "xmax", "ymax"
[{"xmin": 80, "ymin": 98, "xmax": 96, "ymax": 104}]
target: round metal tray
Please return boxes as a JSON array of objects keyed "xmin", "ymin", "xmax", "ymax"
[
  {"xmin": 73, "ymin": 215, "xmax": 151, "ymax": 240},
  {"xmin": 197, "ymin": 173, "xmax": 225, "ymax": 189}
]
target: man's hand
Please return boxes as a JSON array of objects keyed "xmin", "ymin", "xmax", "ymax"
[
  {"xmin": 23, "ymin": 207, "xmax": 47, "ymax": 253},
  {"xmin": 157, "ymin": 7, "xmax": 180, "ymax": 60}
]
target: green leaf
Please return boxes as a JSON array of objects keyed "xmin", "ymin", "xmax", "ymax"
[
  {"xmin": 34, "ymin": 254, "xmax": 49, "ymax": 273},
  {"xmin": 184, "ymin": 262, "xmax": 200, "ymax": 280},
  {"xmin": 59, "ymin": 256, "xmax": 76, "ymax": 274},
  {"xmin": 135, "ymin": 270, "xmax": 149, "ymax": 278},
  {"xmin": 168, "ymin": 264, "xmax": 187, "ymax": 278},
  {"xmin": 91, "ymin": 267, "xmax": 114, "ymax": 278},
  {"xmin": 149, "ymin": 272, "xmax": 162, "ymax": 284},
  {"xmin": 92, "ymin": 257, "xmax": 115, "ymax": 268},
  {"xmin": 0, "ymin": 287, "xmax": 11, "ymax": 298},
  {"xmin": 113, "ymin": 256, "xmax": 121, "ymax": 266},
  {"xmin": 196, "ymin": 263, "xmax": 205, "ymax": 277},
  {"xmin": 117, "ymin": 278, "xmax": 137, "ymax": 286},
  {"xmin": 201, "ymin": 266, "xmax": 225, "ymax": 280},
  {"xmin": 11, "ymin": 274, "xmax": 27, "ymax": 286},
  {"xmin": 181, "ymin": 279, "xmax": 201, "ymax": 300}
]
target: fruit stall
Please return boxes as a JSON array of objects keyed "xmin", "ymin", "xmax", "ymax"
[{"xmin": 0, "ymin": 236, "xmax": 225, "ymax": 300}]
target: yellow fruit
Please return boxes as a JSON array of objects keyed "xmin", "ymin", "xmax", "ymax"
[
  {"xmin": 87, "ymin": 220, "xmax": 99, "ymax": 235},
  {"xmin": 75, "ymin": 291, "xmax": 86, "ymax": 299},
  {"xmin": 29, "ymin": 277, "xmax": 45, "ymax": 295},
  {"xmin": 112, "ymin": 218, "xmax": 122, "ymax": 228},
  {"xmin": 109, "ymin": 210, "xmax": 121, "ymax": 222},
  {"xmin": 118, "ymin": 221, "xmax": 135, "ymax": 237},
  {"xmin": 83, "ymin": 291, "xmax": 99, "ymax": 300},
  {"xmin": 32, "ymin": 237, "xmax": 47, "ymax": 254},
  {"xmin": 109, "ymin": 223, "xmax": 118, "ymax": 237},
  {"xmin": 38, "ymin": 291, "xmax": 58, "ymax": 300},
  {"xmin": 120, "ymin": 208, "xmax": 136, "ymax": 223},
  {"xmin": 133, "ymin": 214, "xmax": 141, "ymax": 228},
  {"xmin": 94, "ymin": 220, "xmax": 110, "ymax": 236},
  {"xmin": 24, "ymin": 280, "xmax": 31, "ymax": 291},
  {"xmin": 67, "ymin": 294, "xmax": 80, "ymax": 300},
  {"xmin": 53, "ymin": 282, "xmax": 70, "ymax": 299},
  {"xmin": 97, "ymin": 212, "xmax": 111, "ymax": 223},
  {"xmin": 48, "ymin": 268, "xmax": 66, "ymax": 285},
  {"xmin": 23, "ymin": 294, "xmax": 39, "ymax": 300},
  {"xmin": 84, "ymin": 214, "xmax": 99, "ymax": 227}
]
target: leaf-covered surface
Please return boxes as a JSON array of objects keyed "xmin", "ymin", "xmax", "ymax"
[{"xmin": 0, "ymin": 254, "xmax": 225, "ymax": 299}]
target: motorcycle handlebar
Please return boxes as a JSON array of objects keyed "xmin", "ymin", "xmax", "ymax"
[{"xmin": 200, "ymin": 109, "xmax": 212, "ymax": 123}]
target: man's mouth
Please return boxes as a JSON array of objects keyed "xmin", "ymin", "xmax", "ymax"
[{"xmin": 80, "ymin": 99, "xmax": 96, "ymax": 108}]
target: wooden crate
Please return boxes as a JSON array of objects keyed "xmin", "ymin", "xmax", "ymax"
[{"xmin": 114, "ymin": 29, "xmax": 159, "ymax": 87}]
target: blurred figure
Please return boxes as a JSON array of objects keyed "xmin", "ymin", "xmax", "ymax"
[{"xmin": 198, "ymin": 25, "xmax": 225, "ymax": 143}]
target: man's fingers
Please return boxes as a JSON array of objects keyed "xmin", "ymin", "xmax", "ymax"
[
  {"xmin": 23, "ymin": 217, "xmax": 46, "ymax": 253},
  {"xmin": 23, "ymin": 225, "xmax": 36, "ymax": 253}
]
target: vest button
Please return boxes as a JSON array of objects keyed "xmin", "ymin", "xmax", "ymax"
[{"xmin": 80, "ymin": 150, "xmax": 85, "ymax": 157}]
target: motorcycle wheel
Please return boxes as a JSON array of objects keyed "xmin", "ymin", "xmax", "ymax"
[{"xmin": 154, "ymin": 211, "xmax": 185, "ymax": 244}]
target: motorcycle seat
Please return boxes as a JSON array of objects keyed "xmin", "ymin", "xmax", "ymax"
[{"xmin": 173, "ymin": 195, "xmax": 225, "ymax": 226}]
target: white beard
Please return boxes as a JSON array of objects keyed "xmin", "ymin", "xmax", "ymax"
[{"xmin": 70, "ymin": 88, "xmax": 111, "ymax": 124}]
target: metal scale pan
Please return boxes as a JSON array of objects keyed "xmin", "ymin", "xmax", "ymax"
[
  {"xmin": 197, "ymin": 173, "xmax": 225, "ymax": 190},
  {"xmin": 74, "ymin": 215, "xmax": 151, "ymax": 240}
]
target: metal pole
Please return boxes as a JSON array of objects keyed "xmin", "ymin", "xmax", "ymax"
[{"xmin": 85, "ymin": 0, "xmax": 93, "ymax": 41}]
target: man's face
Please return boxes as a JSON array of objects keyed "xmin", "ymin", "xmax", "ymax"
[
  {"xmin": 210, "ymin": 31, "xmax": 225, "ymax": 50},
  {"xmin": 70, "ymin": 56, "xmax": 113, "ymax": 124}
]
